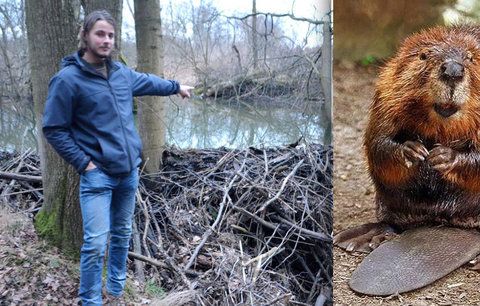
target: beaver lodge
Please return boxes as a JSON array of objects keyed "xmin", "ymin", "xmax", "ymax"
[{"xmin": 0, "ymin": 143, "xmax": 332, "ymax": 305}]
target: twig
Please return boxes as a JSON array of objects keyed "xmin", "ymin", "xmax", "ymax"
[
  {"xmin": 128, "ymin": 251, "xmax": 167, "ymax": 269},
  {"xmin": 261, "ymin": 293, "xmax": 293, "ymax": 306},
  {"xmin": 278, "ymin": 217, "xmax": 332, "ymax": 243},
  {"xmin": 257, "ymin": 159, "xmax": 304, "ymax": 213},
  {"xmin": 184, "ymin": 156, "xmax": 246, "ymax": 271},
  {"xmin": 226, "ymin": 12, "xmax": 325, "ymax": 25},
  {"xmin": 1, "ymin": 188, "xmax": 43, "ymax": 197},
  {"xmin": 231, "ymin": 205, "xmax": 278, "ymax": 231},
  {"xmin": 132, "ymin": 220, "xmax": 145, "ymax": 283},
  {"xmin": 242, "ymin": 247, "xmax": 283, "ymax": 266}
]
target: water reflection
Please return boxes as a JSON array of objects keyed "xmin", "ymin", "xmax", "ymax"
[
  {"xmin": 0, "ymin": 108, "xmax": 37, "ymax": 152},
  {"xmin": 0, "ymin": 97, "xmax": 325, "ymax": 152},
  {"xmin": 164, "ymin": 97, "xmax": 324, "ymax": 148}
]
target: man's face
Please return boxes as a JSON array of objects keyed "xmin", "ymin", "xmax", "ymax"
[{"xmin": 84, "ymin": 20, "xmax": 115, "ymax": 61}]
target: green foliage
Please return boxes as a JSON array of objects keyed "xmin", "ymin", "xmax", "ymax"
[
  {"xmin": 34, "ymin": 209, "xmax": 59, "ymax": 244},
  {"xmin": 193, "ymin": 87, "xmax": 203, "ymax": 96},
  {"xmin": 123, "ymin": 279, "xmax": 138, "ymax": 299},
  {"xmin": 34, "ymin": 209, "xmax": 81, "ymax": 259},
  {"xmin": 360, "ymin": 55, "xmax": 378, "ymax": 66},
  {"xmin": 145, "ymin": 279, "xmax": 166, "ymax": 298}
]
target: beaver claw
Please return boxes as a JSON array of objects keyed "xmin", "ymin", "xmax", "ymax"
[
  {"xmin": 334, "ymin": 222, "xmax": 398, "ymax": 253},
  {"xmin": 401, "ymin": 140, "xmax": 429, "ymax": 168},
  {"xmin": 427, "ymin": 145, "xmax": 459, "ymax": 173},
  {"xmin": 468, "ymin": 254, "xmax": 480, "ymax": 271}
]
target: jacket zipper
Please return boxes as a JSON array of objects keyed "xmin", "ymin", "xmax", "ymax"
[
  {"xmin": 107, "ymin": 78, "xmax": 134, "ymax": 171},
  {"xmin": 80, "ymin": 60, "xmax": 134, "ymax": 172}
]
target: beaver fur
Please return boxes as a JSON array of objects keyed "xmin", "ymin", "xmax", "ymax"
[{"xmin": 366, "ymin": 25, "xmax": 480, "ymax": 230}]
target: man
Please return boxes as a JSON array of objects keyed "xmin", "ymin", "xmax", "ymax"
[{"xmin": 42, "ymin": 10, "xmax": 192, "ymax": 305}]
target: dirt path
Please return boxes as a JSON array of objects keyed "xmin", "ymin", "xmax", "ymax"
[{"xmin": 333, "ymin": 65, "xmax": 480, "ymax": 306}]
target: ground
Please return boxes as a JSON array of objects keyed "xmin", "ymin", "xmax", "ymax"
[
  {"xmin": 333, "ymin": 65, "xmax": 480, "ymax": 306},
  {"xmin": 0, "ymin": 207, "xmax": 153, "ymax": 305}
]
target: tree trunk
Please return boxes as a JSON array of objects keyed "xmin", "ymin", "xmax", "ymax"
[
  {"xmin": 252, "ymin": 0, "xmax": 258, "ymax": 70},
  {"xmin": 319, "ymin": 3, "xmax": 332, "ymax": 146},
  {"xmin": 25, "ymin": 0, "xmax": 83, "ymax": 255},
  {"xmin": 134, "ymin": 0, "xmax": 166, "ymax": 173},
  {"xmin": 81, "ymin": 0, "xmax": 123, "ymax": 53}
]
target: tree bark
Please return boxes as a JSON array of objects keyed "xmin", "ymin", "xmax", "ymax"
[
  {"xmin": 134, "ymin": 0, "xmax": 166, "ymax": 173},
  {"xmin": 81, "ymin": 0, "xmax": 123, "ymax": 54},
  {"xmin": 252, "ymin": 0, "xmax": 258, "ymax": 70},
  {"xmin": 319, "ymin": 4, "xmax": 332, "ymax": 146},
  {"xmin": 25, "ymin": 0, "xmax": 83, "ymax": 255}
]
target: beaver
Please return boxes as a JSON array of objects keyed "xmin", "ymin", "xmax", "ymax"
[{"xmin": 334, "ymin": 25, "xmax": 480, "ymax": 295}]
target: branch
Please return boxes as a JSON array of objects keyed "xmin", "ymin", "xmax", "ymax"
[
  {"xmin": 256, "ymin": 159, "xmax": 304, "ymax": 213},
  {"xmin": 278, "ymin": 217, "xmax": 332, "ymax": 243},
  {"xmin": 128, "ymin": 251, "xmax": 168, "ymax": 269},
  {"xmin": 0, "ymin": 171, "xmax": 42, "ymax": 183},
  {"xmin": 183, "ymin": 156, "xmax": 246, "ymax": 271},
  {"xmin": 128, "ymin": 251, "xmax": 199, "ymax": 278},
  {"xmin": 242, "ymin": 246, "xmax": 284, "ymax": 266},
  {"xmin": 226, "ymin": 12, "xmax": 325, "ymax": 25},
  {"xmin": 261, "ymin": 293, "xmax": 293, "ymax": 306}
]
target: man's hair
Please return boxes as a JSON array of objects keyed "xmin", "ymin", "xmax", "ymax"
[{"xmin": 78, "ymin": 10, "xmax": 116, "ymax": 52}]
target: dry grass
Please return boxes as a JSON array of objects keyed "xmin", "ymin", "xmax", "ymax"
[{"xmin": 0, "ymin": 205, "xmax": 28, "ymax": 234}]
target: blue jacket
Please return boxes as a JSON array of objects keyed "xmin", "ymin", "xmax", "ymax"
[{"xmin": 42, "ymin": 52, "xmax": 179, "ymax": 176}]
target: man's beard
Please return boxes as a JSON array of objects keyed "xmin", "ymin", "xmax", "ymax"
[
  {"xmin": 85, "ymin": 40, "xmax": 112, "ymax": 60},
  {"xmin": 91, "ymin": 47, "xmax": 111, "ymax": 60}
]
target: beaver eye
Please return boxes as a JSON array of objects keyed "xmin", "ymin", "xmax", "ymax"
[
  {"xmin": 466, "ymin": 51, "xmax": 473, "ymax": 62},
  {"xmin": 419, "ymin": 53, "xmax": 427, "ymax": 60}
]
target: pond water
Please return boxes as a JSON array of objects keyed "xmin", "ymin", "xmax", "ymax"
[{"xmin": 0, "ymin": 97, "xmax": 327, "ymax": 152}]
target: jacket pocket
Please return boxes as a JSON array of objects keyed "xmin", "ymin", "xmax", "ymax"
[{"xmin": 97, "ymin": 137, "xmax": 128, "ymax": 170}]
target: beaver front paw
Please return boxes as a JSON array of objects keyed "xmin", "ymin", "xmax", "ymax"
[
  {"xmin": 427, "ymin": 145, "xmax": 459, "ymax": 173},
  {"xmin": 333, "ymin": 222, "xmax": 398, "ymax": 253},
  {"xmin": 401, "ymin": 140, "xmax": 429, "ymax": 168}
]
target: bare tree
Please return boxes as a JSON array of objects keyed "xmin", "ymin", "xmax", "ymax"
[
  {"xmin": 319, "ymin": 5, "xmax": 331, "ymax": 145},
  {"xmin": 134, "ymin": 0, "xmax": 166, "ymax": 172},
  {"xmin": 164, "ymin": 1, "xmax": 224, "ymax": 90},
  {"xmin": 252, "ymin": 0, "xmax": 258, "ymax": 70},
  {"xmin": 25, "ymin": 0, "xmax": 83, "ymax": 254},
  {"xmin": 0, "ymin": 1, "xmax": 30, "ymax": 115}
]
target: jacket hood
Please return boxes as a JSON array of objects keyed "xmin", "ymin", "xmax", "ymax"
[
  {"xmin": 60, "ymin": 51, "xmax": 119, "ymax": 75},
  {"xmin": 61, "ymin": 52, "xmax": 80, "ymax": 69}
]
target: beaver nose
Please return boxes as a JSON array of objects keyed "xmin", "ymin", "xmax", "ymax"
[{"xmin": 440, "ymin": 60, "xmax": 464, "ymax": 82}]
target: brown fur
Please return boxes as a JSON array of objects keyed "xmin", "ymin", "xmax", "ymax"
[{"xmin": 365, "ymin": 25, "xmax": 480, "ymax": 229}]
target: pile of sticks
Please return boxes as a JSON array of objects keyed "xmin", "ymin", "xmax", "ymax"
[
  {"xmin": 135, "ymin": 143, "xmax": 333, "ymax": 305},
  {"xmin": 0, "ymin": 149, "xmax": 43, "ymax": 213},
  {"xmin": 0, "ymin": 143, "xmax": 333, "ymax": 305}
]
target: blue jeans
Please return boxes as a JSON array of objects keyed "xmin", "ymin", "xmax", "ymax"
[{"xmin": 78, "ymin": 167, "xmax": 139, "ymax": 305}]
